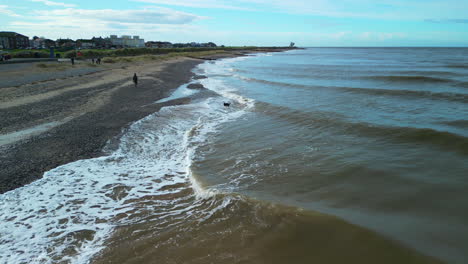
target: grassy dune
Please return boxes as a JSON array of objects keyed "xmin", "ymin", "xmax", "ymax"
[{"xmin": 7, "ymin": 46, "xmax": 293, "ymax": 59}]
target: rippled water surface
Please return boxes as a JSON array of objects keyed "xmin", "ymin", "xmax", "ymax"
[
  {"xmin": 192, "ymin": 48, "xmax": 468, "ymax": 263},
  {"xmin": 1, "ymin": 48, "xmax": 467, "ymax": 264}
]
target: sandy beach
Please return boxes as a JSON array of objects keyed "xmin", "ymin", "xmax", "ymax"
[{"xmin": 0, "ymin": 51, "xmax": 254, "ymax": 194}]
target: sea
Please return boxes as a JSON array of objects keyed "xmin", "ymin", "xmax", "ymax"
[{"xmin": 1, "ymin": 48, "xmax": 467, "ymax": 264}]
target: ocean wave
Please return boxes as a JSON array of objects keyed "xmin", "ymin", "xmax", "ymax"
[
  {"xmin": 446, "ymin": 64, "xmax": 468, "ymax": 69},
  {"xmin": 339, "ymin": 87, "xmax": 468, "ymax": 103},
  {"xmin": 377, "ymin": 126, "xmax": 468, "ymax": 155},
  {"xmin": 237, "ymin": 75, "xmax": 468, "ymax": 103},
  {"xmin": 392, "ymin": 70, "xmax": 463, "ymax": 77},
  {"xmin": 362, "ymin": 75, "xmax": 453, "ymax": 83},
  {"xmin": 237, "ymin": 76, "xmax": 310, "ymax": 89},
  {"xmin": 439, "ymin": 119, "xmax": 468, "ymax": 129},
  {"xmin": 255, "ymin": 102, "xmax": 468, "ymax": 155}
]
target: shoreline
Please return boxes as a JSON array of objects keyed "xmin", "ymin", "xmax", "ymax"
[
  {"xmin": 0, "ymin": 48, "xmax": 446, "ymax": 264},
  {"xmin": 0, "ymin": 48, "xmax": 293, "ymax": 194},
  {"xmin": 1, "ymin": 49, "xmax": 273, "ymax": 194}
]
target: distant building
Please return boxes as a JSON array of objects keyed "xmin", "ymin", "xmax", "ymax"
[
  {"xmin": 56, "ymin": 38, "xmax": 76, "ymax": 48},
  {"xmin": 31, "ymin": 36, "xmax": 55, "ymax": 49},
  {"xmin": 76, "ymin": 39, "xmax": 96, "ymax": 49},
  {"xmin": 189, "ymin": 42, "xmax": 201, "ymax": 47},
  {"xmin": 108, "ymin": 35, "xmax": 145, "ymax": 48},
  {"xmin": 145, "ymin": 41, "xmax": 173, "ymax": 48},
  {"xmin": 172, "ymin": 43, "xmax": 187, "ymax": 48},
  {"xmin": 0, "ymin": 31, "xmax": 30, "ymax": 49},
  {"xmin": 203, "ymin": 42, "xmax": 217, "ymax": 48},
  {"xmin": 91, "ymin": 37, "xmax": 112, "ymax": 49},
  {"xmin": 43, "ymin": 39, "xmax": 55, "ymax": 48},
  {"xmin": 172, "ymin": 42, "xmax": 217, "ymax": 48}
]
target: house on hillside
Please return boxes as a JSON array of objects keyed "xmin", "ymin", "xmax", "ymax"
[{"xmin": 0, "ymin": 31, "xmax": 30, "ymax": 49}]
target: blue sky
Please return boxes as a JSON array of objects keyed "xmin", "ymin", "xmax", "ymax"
[{"xmin": 1, "ymin": 0, "xmax": 468, "ymax": 46}]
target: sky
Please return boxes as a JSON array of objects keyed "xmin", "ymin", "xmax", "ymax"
[{"xmin": 1, "ymin": 0, "xmax": 468, "ymax": 46}]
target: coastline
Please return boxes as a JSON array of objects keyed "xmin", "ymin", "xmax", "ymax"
[
  {"xmin": 0, "ymin": 49, "xmax": 284, "ymax": 194},
  {"xmin": 0, "ymin": 48, "xmax": 446, "ymax": 264}
]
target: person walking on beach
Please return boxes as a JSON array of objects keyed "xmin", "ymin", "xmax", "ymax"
[
  {"xmin": 133, "ymin": 73, "xmax": 138, "ymax": 87},
  {"xmin": 71, "ymin": 57, "xmax": 75, "ymax": 65}
]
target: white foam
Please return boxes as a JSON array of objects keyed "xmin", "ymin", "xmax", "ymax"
[
  {"xmin": 0, "ymin": 56, "xmax": 256, "ymax": 264},
  {"xmin": 0, "ymin": 105, "xmax": 241, "ymax": 263},
  {"xmin": 197, "ymin": 56, "xmax": 256, "ymax": 111}
]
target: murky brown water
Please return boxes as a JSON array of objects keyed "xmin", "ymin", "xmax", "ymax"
[{"xmin": 93, "ymin": 190, "xmax": 440, "ymax": 264}]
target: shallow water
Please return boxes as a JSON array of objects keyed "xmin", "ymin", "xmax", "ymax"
[
  {"xmin": 0, "ymin": 48, "xmax": 466, "ymax": 263},
  {"xmin": 191, "ymin": 48, "xmax": 468, "ymax": 263}
]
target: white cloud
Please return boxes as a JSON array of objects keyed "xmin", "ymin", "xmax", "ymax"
[
  {"xmin": 0, "ymin": 5, "xmax": 21, "ymax": 17},
  {"xmin": 34, "ymin": 7, "xmax": 204, "ymax": 24},
  {"xmin": 31, "ymin": 0, "xmax": 76, "ymax": 8},
  {"xmin": 133, "ymin": 0, "xmax": 468, "ymax": 20},
  {"xmin": 135, "ymin": 0, "xmax": 251, "ymax": 10},
  {"xmin": 8, "ymin": 7, "xmax": 205, "ymax": 40},
  {"xmin": 9, "ymin": 19, "xmax": 207, "ymax": 42},
  {"xmin": 134, "ymin": 0, "xmax": 331, "ymax": 13}
]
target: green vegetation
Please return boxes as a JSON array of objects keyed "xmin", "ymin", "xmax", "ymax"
[
  {"xmin": 11, "ymin": 51, "xmax": 49, "ymax": 58},
  {"xmin": 101, "ymin": 50, "xmax": 230, "ymax": 64},
  {"xmin": 3, "ymin": 49, "xmax": 66, "ymax": 58},
  {"xmin": 64, "ymin": 47, "xmax": 254, "ymax": 58},
  {"xmin": 7, "ymin": 46, "xmax": 292, "ymax": 59}
]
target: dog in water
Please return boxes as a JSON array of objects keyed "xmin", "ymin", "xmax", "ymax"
[{"xmin": 223, "ymin": 102, "xmax": 231, "ymax": 107}]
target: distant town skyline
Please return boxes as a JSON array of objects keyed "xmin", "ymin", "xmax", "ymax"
[
  {"xmin": 0, "ymin": 31, "xmax": 220, "ymax": 50},
  {"xmin": 1, "ymin": 0, "xmax": 468, "ymax": 46}
]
